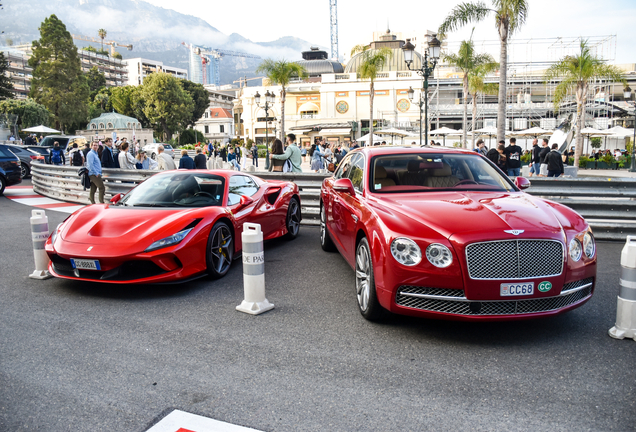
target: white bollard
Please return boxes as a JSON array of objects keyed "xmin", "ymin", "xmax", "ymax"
[
  {"xmin": 236, "ymin": 223, "xmax": 274, "ymax": 315},
  {"xmin": 29, "ymin": 209, "xmax": 52, "ymax": 279},
  {"xmin": 609, "ymin": 235, "xmax": 636, "ymax": 341}
]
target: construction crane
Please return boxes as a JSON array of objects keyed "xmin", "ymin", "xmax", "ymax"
[
  {"xmin": 182, "ymin": 42, "xmax": 261, "ymax": 86},
  {"xmin": 330, "ymin": 0, "xmax": 338, "ymax": 60},
  {"xmin": 71, "ymin": 34, "xmax": 133, "ymax": 56},
  {"xmin": 233, "ymin": 76, "xmax": 265, "ymax": 88}
]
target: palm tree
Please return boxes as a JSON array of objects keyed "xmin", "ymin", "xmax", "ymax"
[
  {"xmin": 442, "ymin": 36, "xmax": 497, "ymax": 148},
  {"xmin": 468, "ymin": 65, "xmax": 498, "ymax": 148},
  {"xmin": 255, "ymin": 59, "xmax": 307, "ymax": 141},
  {"xmin": 350, "ymin": 45, "xmax": 392, "ymax": 144},
  {"xmin": 439, "ymin": 0, "xmax": 528, "ymax": 145},
  {"xmin": 545, "ymin": 40, "xmax": 625, "ymax": 168},
  {"xmin": 98, "ymin": 29, "xmax": 107, "ymax": 53}
]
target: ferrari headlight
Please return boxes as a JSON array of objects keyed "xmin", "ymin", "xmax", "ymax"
[
  {"xmin": 583, "ymin": 232, "xmax": 595, "ymax": 258},
  {"xmin": 145, "ymin": 228, "xmax": 192, "ymax": 252},
  {"xmin": 569, "ymin": 238, "xmax": 582, "ymax": 262},
  {"xmin": 51, "ymin": 223, "xmax": 63, "ymax": 244},
  {"xmin": 426, "ymin": 243, "xmax": 453, "ymax": 268},
  {"xmin": 391, "ymin": 238, "xmax": 422, "ymax": 266}
]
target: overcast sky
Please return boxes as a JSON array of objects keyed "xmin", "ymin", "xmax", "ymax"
[{"xmin": 145, "ymin": 0, "xmax": 635, "ymax": 65}]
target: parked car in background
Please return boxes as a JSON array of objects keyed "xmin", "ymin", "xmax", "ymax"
[
  {"xmin": 0, "ymin": 144, "xmax": 23, "ymax": 194},
  {"xmin": 23, "ymin": 146, "xmax": 51, "ymax": 164},
  {"xmin": 6, "ymin": 144, "xmax": 45, "ymax": 178},
  {"xmin": 37, "ymin": 135, "xmax": 88, "ymax": 155},
  {"xmin": 320, "ymin": 146, "xmax": 597, "ymax": 321},
  {"xmin": 143, "ymin": 143, "xmax": 175, "ymax": 160}
]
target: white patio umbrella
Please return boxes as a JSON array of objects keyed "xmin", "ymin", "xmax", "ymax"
[
  {"xmin": 356, "ymin": 133, "xmax": 384, "ymax": 146},
  {"xmin": 606, "ymin": 126, "xmax": 634, "ymax": 137},
  {"xmin": 578, "ymin": 128, "xmax": 612, "ymax": 156},
  {"xmin": 471, "ymin": 127, "xmax": 499, "ymax": 147},
  {"xmin": 512, "ymin": 126, "xmax": 553, "ymax": 137},
  {"xmin": 22, "ymin": 125, "xmax": 61, "ymax": 134},
  {"xmin": 375, "ymin": 128, "xmax": 410, "ymax": 145},
  {"xmin": 429, "ymin": 127, "xmax": 463, "ymax": 146}
]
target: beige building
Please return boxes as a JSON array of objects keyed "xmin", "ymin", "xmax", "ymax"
[
  {"xmin": 123, "ymin": 58, "xmax": 188, "ymax": 86},
  {"xmin": 75, "ymin": 112, "xmax": 153, "ymax": 145}
]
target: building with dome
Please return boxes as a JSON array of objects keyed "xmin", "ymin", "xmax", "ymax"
[
  {"xmin": 297, "ymin": 47, "xmax": 344, "ymax": 80},
  {"xmin": 75, "ymin": 112, "xmax": 154, "ymax": 144}
]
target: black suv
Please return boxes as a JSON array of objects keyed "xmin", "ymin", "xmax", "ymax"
[{"xmin": 0, "ymin": 144, "xmax": 22, "ymax": 194}]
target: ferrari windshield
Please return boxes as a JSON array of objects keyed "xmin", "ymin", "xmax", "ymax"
[
  {"xmin": 119, "ymin": 173, "xmax": 225, "ymax": 207},
  {"xmin": 370, "ymin": 153, "xmax": 516, "ymax": 193}
]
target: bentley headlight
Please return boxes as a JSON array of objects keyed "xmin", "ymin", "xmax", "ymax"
[
  {"xmin": 569, "ymin": 238, "xmax": 582, "ymax": 262},
  {"xmin": 391, "ymin": 238, "xmax": 422, "ymax": 266},
  {"xmin": 146, "ymin": 228, "xmax": 192, "ymax": 252},
  {"xmin": 583, "ymin": 232, "xmax": 595, "ymax": 258},
  {"xmin": 426, "ymin": 243, "xmax": 453, "ymax": 268}
]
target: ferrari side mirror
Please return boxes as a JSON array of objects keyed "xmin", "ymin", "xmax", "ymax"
[
  {"xmin": 110, "ymin": 193, "xmax": 122, "ymax": 204},
  {"xmin": 239, "ymin": 195, "xmax": 254, "ymax": 207}
]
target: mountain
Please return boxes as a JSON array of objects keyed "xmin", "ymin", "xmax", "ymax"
[{"xmin": 1, "ymin": 0, "xmax": 326, "ymax": 85}]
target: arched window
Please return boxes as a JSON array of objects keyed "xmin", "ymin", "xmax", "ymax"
[
  {"xmin": 107, "ymin": 122, "xmax": 114, "ymax": 129},
  {"xmin": 90, "ymin": 123, "xmax": 97, "ymax": 130},
  {"xmin": 99, "ymin": 123, "xmax": 105, "ymax": 129},
  {"xmin": 127, "ymin": 122, "xmax": 131, "ymax": 128}
]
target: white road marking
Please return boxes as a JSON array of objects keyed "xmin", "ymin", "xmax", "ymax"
[{"xmin": 146, "ymin": 410, "xmax": 263, "ymax": 432}]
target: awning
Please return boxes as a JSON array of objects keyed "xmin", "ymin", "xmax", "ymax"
[
  {"xmin": 291, "ymin": 129, "xmax": 313, "ymax": 134},
  {"xmin": 319, "ymin": 128, "xmax": 351, "ymax": 135},
  {"xmin": 298, "ymin": 102, "xmax": 320, "ymax": 113}
]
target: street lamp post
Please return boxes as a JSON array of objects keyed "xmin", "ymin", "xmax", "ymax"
[
  {"xmin": 407, "ymin": 86, "xmax": 425, "ymax": 145},
  {"xmin": 255, "ymin": 90, "xmax": 275, "ymax": 170},
  {"xmin": 402, "ymin": 35, "xmax": 441, "ymax": 147},
  {"xmin": 623, "ymin": 86, "xmax": 636, "ymax": 173}
]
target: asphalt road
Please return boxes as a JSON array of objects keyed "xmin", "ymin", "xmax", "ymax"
[{"xmin": 0, "ymin": 195, "xmax": 634, "ymax": 432}]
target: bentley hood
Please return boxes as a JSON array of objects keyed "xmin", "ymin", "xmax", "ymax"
[{"xmin": 370, "ymin": 191, "xmax": 568, "ymax": 240}]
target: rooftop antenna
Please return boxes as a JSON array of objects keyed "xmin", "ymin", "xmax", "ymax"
[{"xmin": 329, "ymin": 0, "xmax": 339, "ymax": 61}]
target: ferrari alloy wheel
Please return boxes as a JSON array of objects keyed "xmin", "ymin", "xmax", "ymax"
[
  {"xmin": 355, "ymin": 237, "xmax": 383, "ymax": 320},
  {"xmin": 285, "ymin": 197, "xmax": 301, "ymax": 239},
  {"xmin": 20, "ymin": 163, "xmax": 30, "ymax": 179},
  {"xmin": 206, "ymin": 221, "xmax": 234, "ymax": 279},
  {"xmin": 320, "ymin": 203, "xmax": 336, "ymax": 252}
]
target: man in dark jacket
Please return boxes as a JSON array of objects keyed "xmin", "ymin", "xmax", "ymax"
[
  {"xmin": 529, "ymin": 139, "xmax": 541, "ymax": 177},
  {"xmin": 538, "ymin": 138, "xmax": 550, "ymax": 176},
  {"xmin": 546, "ymin": 144, "xmax": 564, "ymax": 177},
  {"xmin": 194, "ymin": 147, "xmax": 207, "ymax": 169},
  {"xmin": 178, "ymin": 149, "xmax": 196, "ymax": 169},
  {"xmin": 503, "ymin": 137, "xmax": 522, "ymax": 176},
  {"xmin": 101, "ymin": 138, "xmax": 117, "ymax": 168}
]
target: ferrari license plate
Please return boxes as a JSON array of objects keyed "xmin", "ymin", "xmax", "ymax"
[
  {"xmin": 500, "ymin": 282, "xmax": 534, "ymax": 296},
  {"xmin": 71, "ymin": 258, "xmax": 101, "ymax": 271}
]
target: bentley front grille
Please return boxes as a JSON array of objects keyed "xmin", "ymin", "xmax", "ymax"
[{"xmin": 465, "ymin": 240, "xmax": 564, "ymax": 280}]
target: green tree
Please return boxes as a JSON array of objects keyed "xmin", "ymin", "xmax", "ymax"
[
  {"xmin": 98, "ymin": 29, "xmax": 107, "ymax": 53},
  {"xmin": 545, "ymin": 40, "xmax": 625, "ymax": 167},
  {"xmin": 112, "ymin": 52, "xmax": 122, "ymax": 60},
  {"xmin": 439, "ymin": 0, "xmax": 529, "ymax": 145},
  {"xmin": 0, "ymin": 52, "xmax": 15, "ymax": 100},
  {"xmin": 82, "ymin": 45, "xmax": 96, "ymax": 53},
  {"xmin": 255, "ymin": 59, "xmax": 307, "ymax": 140},
  {"xmin": 468, "ymin": 64, "xmax": 498, "ymax": 148},
  {"xmin": 139, "ymin": 72, "xmax": 193, "ymax": 141},
  {"xmin": 349, "ymin": 45, "xmax": 393, "ymax": 142},
  {"xmin": 443, "ymin": 35, "xmax": 497, "ymax": 148},
  {"xmin": 181, "ymin": 80, "xmax": 209, "ymax": 127},
  {"xmin": 0, "ymin": 98, "xmax": 50, "ymax": 128},
  {"xmin": 180, "ymin": 128, "xmax": 205, "ymax": 144},
  {"xmin": 28, "ymin": 14, "xmax": 90, "ymax": 132},
  {"xmin": 85, "ymin": 66, "xmax": 106, "ymax": 95},
  {"xmin": 110, "ymin": 85, "xmax": 149, "ymax": 127}
]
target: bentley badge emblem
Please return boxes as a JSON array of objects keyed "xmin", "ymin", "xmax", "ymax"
[{"xmin": 504, "ymin": 230, "xmax": 524, "ymax": 236}]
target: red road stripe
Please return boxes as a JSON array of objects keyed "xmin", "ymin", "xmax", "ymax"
[
  {"xmin": 36, "ymin": 203, "xmax": 81, "ymax": 209},
  {"xmin": 5, "ymin": 194, "xmax": 42, "ymax": 199},
  {"xmin": 6, "ymin": 186, "xmax": 33, "ymax": 189},
  {"xmin": 176, "ymin": 429, "xmax": 197, "ymax": 432}
]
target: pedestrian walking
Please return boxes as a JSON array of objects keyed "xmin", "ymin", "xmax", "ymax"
[
  {"xmin": 268, "ymin": 139, "xmax": 286, "ymax": 172},
  {"xmin": 251, "ymin": 143, "xmax": 258, "ymax": 167},
  {"xmin": 157, "ymin": 145, "xmax": 176, "ymax": 171},
  {"xmin": 49, "ymin": 141, "xmax": 65, "ymax": 166},
  {"xmin": 69, "ymin": 143, "xmax": 84, "ymax": 167},
  {"xmin": 194, "ymin": 147, "xmax": 207, "ymax": 169},
  {"xmin": 270, "ymin": 133, "xmax": 302, "ymax": 173},
  {"xmin": 118, "ymin": 142, "xmax": 137, "ymax": 170},
  {"xmin": 529, "ymin": 139, "xmax": 541, "ymax": 177},
  {"xmin": 87, "ymin": 142, "xmax": 105, "ymax": 204},
  {"xmin": 546, "ymin": 144, "xmax": 564, "ymax": 178},
  {"xmin": 179, "ymin": 149, "xmax": 196, "ymax": 169},
  {"xmin": 503, "ymin": 137, "xmax": 522, "ymax": 176}
]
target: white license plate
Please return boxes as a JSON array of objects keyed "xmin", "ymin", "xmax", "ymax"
[
  {"xmin": 71, "ymin": 258, "xmax": 101, "ymax": 271},
  {"xmin": 500, "ymin": 282, "xmax": 534, "ymax": 296}
]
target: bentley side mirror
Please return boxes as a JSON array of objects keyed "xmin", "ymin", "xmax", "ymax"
[
  {"xmin": 515, "ymin": 177, "xmax": 531, "ymax": 190},
  {"xmin": 333, "ymin": 178, "xmax": 356, "ymax": 195}
]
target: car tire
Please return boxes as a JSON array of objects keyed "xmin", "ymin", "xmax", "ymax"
[
  {"xmin": 320, "ymin": 203, "xmax": 336, "ymax": 252},
  {"xmin": 206, "ymin": 221, "xmax": 234, "ymax": 279},
  {"xmin": 0, "ymin": 176, "xmax": 5, "ymax": 196},
  {"xmin": 20, "ymin": 163, "xmax": 30, "ymax": 179},
  {"xmin": 355, "ymin": 237, "xmax": 384, "ymax": 320},
  {"xmin": 285, "ymin": 197, "xmax": 301, "ymax": 239}
]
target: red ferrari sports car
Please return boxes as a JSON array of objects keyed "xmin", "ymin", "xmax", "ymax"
[
  {"xmin": 320, "ymin": 146, "xmax": 596, "ymax": 321},
  {"xmin": 46, "ymin": 170, "xmax": 301, "ymax": 283}
]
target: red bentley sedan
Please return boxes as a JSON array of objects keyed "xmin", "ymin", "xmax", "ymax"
[
  {"xmin": 46, "ymin": 170, "xmax": 301, "ymax": 284},
  {"xmin": 320, "ymin": 146, "xmax": 596, "ymax": 321}
]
